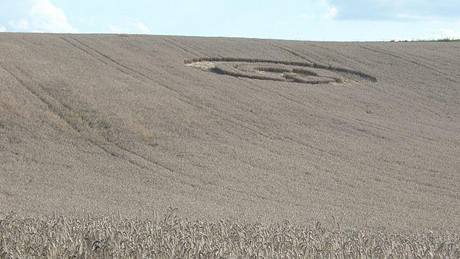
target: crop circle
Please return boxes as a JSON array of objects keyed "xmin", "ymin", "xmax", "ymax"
[{"xmin": 185, "ymin": 57, "xmax": 377, "ymax": 85}]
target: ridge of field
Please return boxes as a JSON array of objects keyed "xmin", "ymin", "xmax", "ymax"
[{"xmin": 0, "ymin": 33, "xmax": 459, "ymax": 231}]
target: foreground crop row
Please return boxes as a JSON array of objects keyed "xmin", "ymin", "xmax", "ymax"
[{"xmin": 0, "ymin": 209, "xmax": 459, "ymax": 258}]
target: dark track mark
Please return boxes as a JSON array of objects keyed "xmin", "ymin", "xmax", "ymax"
[
  {"xmin": 69, "ymin": 37, "xmax": 154, "ymax": 80},
  {"xmin": 359, "ymin": 45, "xmax": 458, "ymax": 83},
  {"xmin": 163, "ymin": 38, "xmax": 203, "ymax": 57},
  {"xmin": 60, "ymin": 37, "xmax": 279, "ymax": 142},
  {"xmin": 58, "ymin": 36, "xmax": 293, "ymax": 191},
  {"xmin": 60, "ymin": 36, "xmax": 359, "ymax": 186},
  {"xmin": 60, "ymin": 37, "xmax": 110, "ymax": 66},
  {"xmin": 185, "ymin": 57, "xmax": 377, "ymax": 84},
  {"xmin": 60, "ymin": 37, "xmax": 205, "ymax": 109},
  {"xmin": 309, "ymin": 43, "xmax": 375, "ymax": 68},
  {"xmin": 0, "ymin": 62, "xmax": 177, "ymax": 175},
  {"xmin": 271, "ymin": 43, "xmax": 315, "ymax": 64},
  {"xmin": 1, "ymin": 63, "xmax": 212, "ymax": 193}
]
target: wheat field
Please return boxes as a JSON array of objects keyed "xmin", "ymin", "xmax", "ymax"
[
  {"xmin": 1, "ymin": 209, "xmax": 459, "ymax": 258},
  {"xmin": 1, "ymin": 34, "xmax": 460, "ymax": 258}
]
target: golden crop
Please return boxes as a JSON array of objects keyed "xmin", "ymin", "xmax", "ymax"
[{"xmin": 0, "ymin": 209, "xmax": 458, "ymax": 258}]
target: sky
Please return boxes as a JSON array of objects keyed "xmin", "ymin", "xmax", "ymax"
[{"xmin": 0, "ymin": 0, "xmax": 459, "ymax": 41}]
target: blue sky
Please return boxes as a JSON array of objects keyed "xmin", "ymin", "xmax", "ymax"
[{"xmin": 0, "ymin": 0, "xmax": 459, "ymax": 41}]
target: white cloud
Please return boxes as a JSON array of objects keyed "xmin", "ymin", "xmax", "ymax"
[
  {"xmin": 108, "ymin": 19, "xmax": 152, "ymax": 34},
  {"xmin": 134, "ymin": 21, "xmax": 152, "ymax": 34},
  {"xmin": 7, "ymin": 0, "xmax": 76, "ymax": 33},
  {"xmin": 330, "ymin": 0, "xmax": 460, "ymax": 21},
  {"xmin": 0, "ymin": 25, "xmax": 6, "ymax": 32},
  {"xmin": 326, "ymin": 6, "xmax": 338, "ymax": 19},
  {"xmin": 299, "ymin": 0, "xmax": 338, "ymax": 20},
  {"xmin": 9, "ymin": 19, "xmax": 30, "ymax": 30}
]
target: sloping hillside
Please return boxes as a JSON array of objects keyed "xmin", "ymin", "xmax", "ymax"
[{"xmin": 0, "ymin": 33, "xmax": 459, "ymax": 230}]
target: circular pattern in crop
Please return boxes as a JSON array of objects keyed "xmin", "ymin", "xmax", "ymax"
[{"xmin": 185, "ymin": 58, "xmax": 377, "ymax": 84}]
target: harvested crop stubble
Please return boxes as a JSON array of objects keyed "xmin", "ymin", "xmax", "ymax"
[{"xmin": 0, "ymin": 211, "xmax": 459, "ymax": 258}]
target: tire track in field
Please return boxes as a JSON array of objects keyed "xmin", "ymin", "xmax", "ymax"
[
  {"xmin": 163, "ymin": 38, "xmax": 203, "ymax": 57},
  {"xmin": 377, "ymin": 45, "xmax": 460, "ymax": 78},
  {"xmin": 359, "ymin": 45, "xmax": 458, "ymax": 83},
  {"xmin": 56, "ymin": 37, "xmax": 334, "ymax": 204},
  {"xmin": 0, "ymin": 62, "xmax": 250, "ymax": 199},
  {"xmin": 210, "ymin": 58, "xmax": 456, "ymax": 197},
  {"xmin": 60, "ymin": 37, "xmax": 276, "ymax": 140},
  {"xmin": 309, "ymin": 43, "xmax": 376, "ymax": 68},
  {"xmin": 0, "ymin": 62, "xmax": 201, "ymax": 189},
  {"xmin": 58, "ymin": 37, "xmax": 415, "ymax": 205},
  {"xmin": 270, "ymin": 43, "xmax": 315, "ymax": 64},
  {"xmin": 183, "ymin": 55, "xmax": 457, "ymax": 199},
  {"xmin": 57, "ymin": 36, "xmax": 306, "ymax": 203}
]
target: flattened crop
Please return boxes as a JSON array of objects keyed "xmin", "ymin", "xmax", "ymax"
[{"xmin": 185, "ymin": 57, "xmax": 377, "ymax": 85}]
